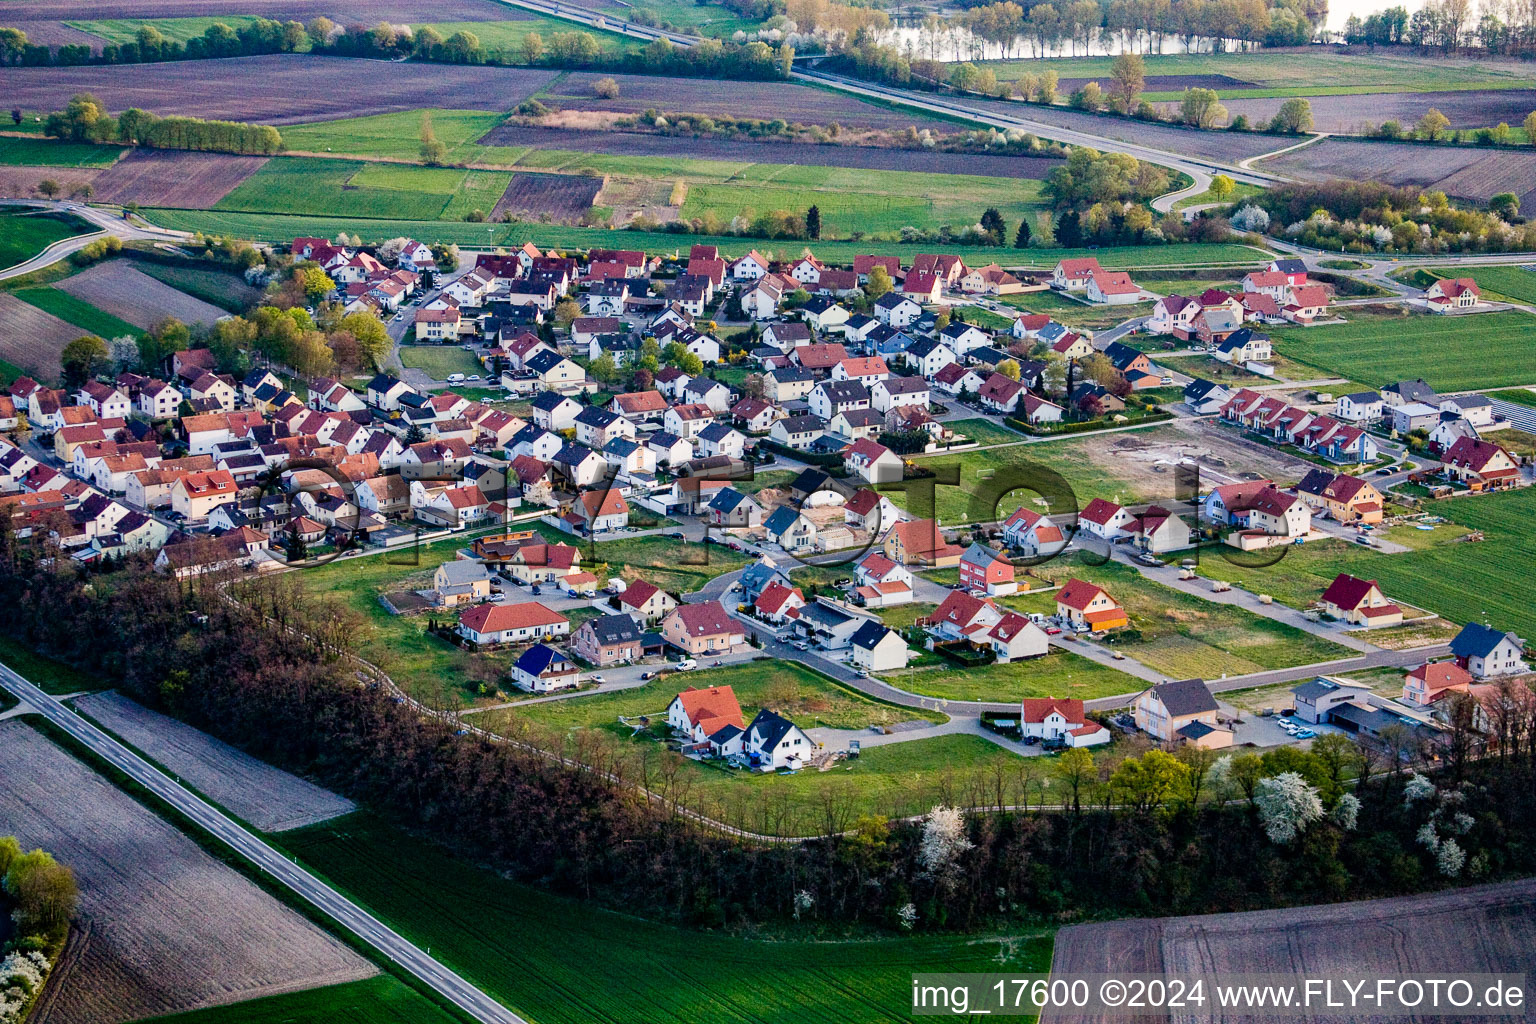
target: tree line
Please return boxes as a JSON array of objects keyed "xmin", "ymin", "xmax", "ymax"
[
  {"xmin": 42, "ymin": 93, "xmax": 281, "ymax": 155},
  {"xmin": 1347, "ymin": 0, "xmax": 1536, "ymax": 54},
  {"xmin": 0, "ymin": 18, "xmax": 305, "ymax": 67}
]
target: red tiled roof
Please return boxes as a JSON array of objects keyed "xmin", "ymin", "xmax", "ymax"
[
  {"xmin": 459, "ymin": 601, "xmax": 568, "ymax": 634},
  {"xmin": 1056, "ymin": 577, "xmax": 1110, "ymax": 612}
]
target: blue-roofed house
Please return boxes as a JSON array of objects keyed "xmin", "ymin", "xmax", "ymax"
[{"xmin": 510, "ymin": 643, "xmax": 580, "ymax": 692}]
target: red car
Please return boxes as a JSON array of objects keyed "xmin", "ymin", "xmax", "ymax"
[{"xmin": 1045, "ymin": 626, "xmax": 1062, "ymax": 636}]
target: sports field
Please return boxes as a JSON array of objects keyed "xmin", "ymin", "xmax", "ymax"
[
  {"xmin": 1270, "ymin": 309, "xmax": 1536, "ymax": 391},
  {"xmin": 276, "ymin": 813, "xmax": 1053, "ymax": 1024}
]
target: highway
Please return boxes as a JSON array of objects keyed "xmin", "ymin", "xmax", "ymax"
[{"xmin": 0, "ymin": 661, "xmax": 528, "ymax": 1024}]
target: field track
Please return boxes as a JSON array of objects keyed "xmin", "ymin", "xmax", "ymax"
[
  {"xmin": 1046, "ymin": 877, "xmax": 1536, "ymax": 1023},
  {"xmin": 0, "ymin": 720, "xmax": 376, "ymax": 1024},
  {"xmin": 0, "ymin": 55, "xmax": 559, "ymax": 125},
  {"xmin": 0, "ymin": 291, "xmax": 79, "ymax": 379},
  {"xmin": 57, "ymin": 261, "xmax": 234, "ymax": 328},
  {"xmin": 75, "ymin": 690, "xmax": 356, "ymax": 832}
]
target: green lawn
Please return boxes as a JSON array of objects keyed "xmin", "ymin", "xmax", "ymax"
[
  {"xmin": 999, "ymin": 288, "xmax": 1157, "ymax": 330},
  {"xmin": 275, "ymin": 813, "xmax": 1052, "ymax": 1023},
  {"xmin": 1270, "ymin": 309, "xmax": 1536, "ymax": 392},
  {"xmin": 1199, "ymin": 489, "xmax": 1536, "ymax": 637},
  {"xmin": 140, "ymin": 208, "xmax": 1271, "ymax": 268},
  {"xmin": 981, "ymin": 52, "xmax": 1536, "ymax": 95},
  {"xmin": 135, "ymin": 977, "xmax": 463, "ymax": 1024},
  {"xmin": 0, "ymin": 137, "xmax": 126, "ymax": 167},
  {"xmin": 1172, "ymin": 182, "xmax": 1263, "ymax": 211},
  {"xmin": 398, "ymin": 345, "xmax": 484, "ymax": 380},
  {"xmin": 1034, "ymin": 558, "xmax": 1349, "ymax": 680},
  {"xmin": 13, "ymin": 285, "xmax": 139, "ymax": 338},
  {"xmin": 0, "ymin": 207, "xmax": 94, "ymax": 270},
  {"xmin": 1490, "ymin": 387, "xmax": 1536, "ymax": 408},
  {"xmin": 884, "ymin": 648, "xmax": 1142, "ymax": 702},
  {"xmin": 1424, "ymin": 264, "xmax": 1536, "ymax": 305},
  {"xmin": 510, "ymin": 659, "xmax": 927, "ymax": 731},
  {"xmin": 946, "ymin": 417, "xmax": 1027, "ymax": 447}
]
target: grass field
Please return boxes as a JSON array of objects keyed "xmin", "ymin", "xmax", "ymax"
[
  {"xmin": 1000, "ymin": 288, "xmax": 1155, "ymax": 330},
  {"xmin": 68, "ymin": 14, "xmax": 271, "ymax": 44},
  {"xmin": 215, "ymin": 158, "xmax": 493, "ymax": 221},
  {"xmin": 277, "ymin": 813, "xmax": 1052, "ymax": 1023},
  {"xmin": 140, "ymin": 208, "xmax": 1273, "ymax": 267},
  {"xmin": 280, "ymin": 110, "xmax": 507, "ymax": 163},
  {"xmin": 620, "ymin": 0, "xmax": 766, "ymax": 35},
  {"xmin": 510, "ymin": 659, "xmax": 928, "ymax": 731},
  {"xmin": 0, "ymin": 633, "xmax": 101, "ymax": 695},
  {"xmin": 1491, "ymin": 387, "xmax": 1536, "ymax": 408},
  {"xmin": 136, "ymin": 977, "xmax": 463, "ymax": 1024},
  {"xmin": 883, "ymin": 647, "xmax": 1142, "ymax": 702},
  {"xmin": 1424, "ymin": 264, "xmax": 1536, "ymax": 304},
  {"xmin": 1172, "ymin": 181, "xmax": 1264, "ymax": 211},
  {"xmin": 946, "ymin": 417, "xmax": 1027, "ymax": 447},
  {"xmin": 13, "ymin": 285, "xmax": 139, "ymax": 338},
  {"xmin": 415, "ymin": 19, "xmax": 641, "ymax": 54},
  {"xmin": 1198, "ymin": 489, "xmax": 1536, "ymax": 637},
  {"xmin": 1270, "ymin": 309, "xmax": 1536, "ymax": 391},
  {"xmin": 398, "ymin": 345, "xmax": 484, "ymax": 380},
  {"xmin": 0, "ymin": 207, "xmax": 93, "ymax": 270},
  {"xmin": 981, "ymin": 52, "xmax": 1536, "ymax": 97},
  {"xmin": 0, "ymin": 137, "xmax": 125, "ymax": 167}
]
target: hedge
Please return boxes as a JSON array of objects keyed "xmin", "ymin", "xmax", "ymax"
[{"xmin": 1005, "ymin": 409, "xmax": 1172, "ymax": 437}]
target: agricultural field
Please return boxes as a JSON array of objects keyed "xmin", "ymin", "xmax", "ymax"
[
  {"xmin": 508, "ymin": 659, "xmax": 927, "ymax": 732},
  {"xmin": 1224, "ymin": 88, "xmax": 1536, "ymax": 133},
  {"xmin": 0, "ymin": 54, "xmax": 558, "ymax": 125},
  {"xmin": 882, "ymin": 647, "xmax": 1142, "ymax": 702},
  {"xmin": 13, "ymin": 285, "xmax": 140, "ymax": 339},
  {"xmin": 902, "ymin": 420, "xmax": 1310, "ymax": 524},
  {"xmin": 410, "ymin": 18, "xmax": 640, "ymax": 54},
  {"xmin": 0, "ymin": 137, "xmax": 126, "ymax": 167},
  {"xmin": 74, "ymin": 690, "xmax": 356, "ymax": 832},
  {"xmin": 0, "ymin": 205, "xmax": 93, "ymax": 270},
  {"xmin": 0, "ymin": 721, "xmax": 375, "ymax": 1024},
  {"xmin": 983, "ymin": 52, "xmax": 1536, "ymax": 95},
  {"xmin": 215, "ymin": 158, "xmax": 479, "ymax": 221},
  {"xmin": 1053, "ymin": 877, "xmax": 1536, "ymax": 991},
  {"xmin": 278, "ymin": 812, "xmax": 1052, "ymax": 1022},
  {"xmin": 56, "ymin": 260, "xmax": 227, "ymax": 328},
  {"xmin": 397, "ymin": 344, "xmax": 484, "ymax": 380},
  {"xmin": 139, "ymin": 208, "xmax": 1269, "ymax": 268},
  {"xmin": 540, "ymin": 72, "xmax": 958, "ymax": 130},
  {"xmin": 280, "ymin": 109, "xmax": 507, "ymax": 163},
  {"xmin": 133, "ymin": 261, "xmax": 263, "ymax": 313},
  {"xmin": 475, "ymin": 124, "xmax": 1062, "ymax": 180},
  {"xmin": 90, "ymin": 150, "xmax": 270, "ymax": 208},
  {"xmin": 136, "ymin": 977, "xmax": 463, "ymax": 1024},
  {"xmin": 0, "ymin": 290, "xmax": 83, "ymax": 380},
  {"xmin": 1268, "ymin": 309, "xmax": 1536, "ymax": 391},
  {"xmin": 1262, "ymin": 135, "xmax": 1536, "ymax": 213},
  {"xmin": 490, "ymin": 171, "xmax": 603, "ymax": 223}
]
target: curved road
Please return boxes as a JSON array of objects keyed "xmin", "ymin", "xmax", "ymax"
[
  {"xmin": 0, "ymin": 661, "xmax": 528, "ymax": 1024},
  {"xmin": 0, "ymin": 199, "xmax": 191, "ymax": 281}
]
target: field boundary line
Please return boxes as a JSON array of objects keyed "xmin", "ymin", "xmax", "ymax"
[{"xmin": 1241, "ymin": 131, "xmax": 1329, "ymax": 170}]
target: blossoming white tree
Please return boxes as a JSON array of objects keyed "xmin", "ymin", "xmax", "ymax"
[
  {"xmin": 1332, "ymin": 792, "xmax": 1360, "ymax": 831},
  {"xmin": 918, "ymin": 805, "xmax": 973, "ymax": 888},
  {"xmin": 1255, "ymin": 772, "xmax": 1323, "ymax": 844}
]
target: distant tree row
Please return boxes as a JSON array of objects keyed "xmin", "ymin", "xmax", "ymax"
[
  {"xmin": 42, "ymin": 93, "xmax": 281, "ymax": 155},
  {"xmin": 0, "ymin": 19, "xmax": 304, "ymax": 66}
]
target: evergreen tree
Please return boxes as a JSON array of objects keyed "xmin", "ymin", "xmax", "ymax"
[
  {"xmin": 1055, "ymin": 209, "xmax": 1082, "ymax": 248},
  {"xmin": 805, "ymin": 205, "xmax": 821, "ymax": 240},
  {"xmin": 980, "ymin": 207, "xmax": 1005, "ymax": 244},
  {"xmin": 1014, "ymin": 218, "xmax": 1032, "ymax": 248}
]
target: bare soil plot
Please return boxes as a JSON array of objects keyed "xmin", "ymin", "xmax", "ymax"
[
  {"xmin": 542, "ymin": 72, "xmax": 953, "ymax": 129},
  {"xmin": 74, "ymin": 691, "xmax": 355, "ymax": 832},
  {"xmin": 3, "ymin": 20, "xmax": 107, "ymax": 46},
  {"xmin": 949, "ymin": 94, "xmax": 1288, "ymax": 162},
  {"xmin": 478, "ymin": 123, "xmax": 1061, "ymax": 178},
  {"xmin": 89, "ymin": 150, "xmax": 268, "ymax": 208},
  {"xmin": 0, "ymin": 55, "xmax": 558, "ymax": 125},
  {"xmin": 1225, "ymin": 88, "xmax": 1536, "ymax": 133},
  {"xmin": 0, "ymin": 165, "xmax": 104, "ymax": 199},
  {"xmin": 1267, "ymin": 136, "xmax": 1536, "ymax": 212},
  {"xmin": 1046, "ymin": 877, "xmax": 1536, "ymax": 1024},
  {"xmin": 490, "ymin": 170, "xmax": 603, "ymax": 222},
  {"xmin": 0, "ymin": 721, "xmax": 375, "ymax": 1024},
  {"xmin": 57, "ymin": 261, "xmax": 230, "ymax": 328},
  {"xmin": 0, "ymin": 291, "xmax": 78, "ymax": 380}
]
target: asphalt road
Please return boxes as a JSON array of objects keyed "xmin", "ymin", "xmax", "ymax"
[
  {"xmin": 0, "ymin": 661, "xmax": 528, "ymax": 1024},
  {"xmin": 0, "ymin": 199, "xmax": 192, "ymax": 280}
]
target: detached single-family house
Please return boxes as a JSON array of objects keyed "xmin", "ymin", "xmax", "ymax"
[
  {"xmin": 849, "ymin": 620, "xmax": 910, "ymax": 673},
  {"xmin": 510, "ymin": 644, "xmax": 580, "ymax": 693},
  {"xmin": 1052, "ymin": 257, "xmax": 1102, "ymax": 292},
  {"xmin": 1134, "ymin": 678, "xmax": 1230, "ymax": 747},
  {"xmin": 1076, "ymin": 497, "xmax": 1135, "ymax": 542},
  {"xmin": 1055, "ymin": 578, "xmax": 1127, "ymax": 632},
  {"xmin": 744, "ymin": 709, "xmax": 814, "ymax": 769},
  {"xmin": 1319, "ymin": 573, "xmax": 1403, "ymax": 627},
  {"xmin": 1440, "ymin": 437, "xmax": 1520, "ymax": 490},
  {"xmin": 882, "ymin": 518, "xmax": 963, "ymax": 567},
  {"xmin": 457, "ymin": 602, "xmax": 570, "ymax": 646},
  {"xmin": 958, "ymin": 542, "xmax": 1016, "ymax": 596},
  {"xmin": 843, "ymin": 438, "xmax": 903, "ymax": 484},
  {"xmin": 431, "ymin": 558, "xmax": 493, "ymax": 607},
  {"xmin": 573, "ymin": 613, "xmax": 645, "ymax": 667},
  {"xmin": 662, "ymin": 601, "xmax": 745, "ymax": 656},
  {"xmin": 1020, "ymin": 697, "xmax": 1109, "ymax": 747},
  {"xmin": 1294, "ymin": 468, "xmax": 1384, "ymax": 524},
  {"xmin": 1001, "ymin": 506, "xmax": 1067, "ymax": 559},
  {"xmin": 1424, "ymin": 277, "xmax": 1480, "ymax": 312},
  {"xmin": 1449, "ymin": 621, "xmax": 1528, "ymax": 679}
]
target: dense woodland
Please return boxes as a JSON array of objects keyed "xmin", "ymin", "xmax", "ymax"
[{"xmin": 3, "ymin": 529, "xmax": 1536, "ymax": 934}]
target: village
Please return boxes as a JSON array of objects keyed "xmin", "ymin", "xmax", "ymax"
[{"xmin": 0, "ymin": 232, "xmax": 1530, "ymax": 787}]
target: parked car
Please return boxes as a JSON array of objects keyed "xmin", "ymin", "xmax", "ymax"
[
  {"xmin": 675, "ymin": 659, "xmax": 698, "ymax": 671},
  {"xmin": 1045, "ymin": 626, "xmax": 1062, "ymax": 635},
  {"xmin": 590, "ymin": 675, "xmax": 605, "ymax": 684}
]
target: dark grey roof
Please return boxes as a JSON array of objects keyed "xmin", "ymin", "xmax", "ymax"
[
  {"xmin": 585, "ymin": 612, "xmax": 642, "ymax": 645},
  {"xmin": 1176, "ymin": 720, "xmax": 1222, "ymax": 740},
  {"xmin": 777, "ymin": 414, "xmax": 824, "ymax": 434},
  {"xmin": 837, "ymin": 408, "xmax": 884, "ymax": 428},
  {"xmin": 526, "ymin": 350, "xmax": 568, "ymax": 373},
  {"xmin": 817, "ymin": 381, "xmax": 869, "ymax": 405},
  {"xmin": 648, "ymin": 431, "xmax": 685, "ymax": 449},
  {"xmin": 709, "ymin": 487, "xmax": 749, "ymax": 513},
  {"xmin": 1384, "ymin": 379, "xmax": 1438, "ymax": 403},
  {"xmin": 768, "ymin": 365, "xmax": 814, "ymax": 382},
  {"xmin": 790, "ymin": 468, "xmax": 830, "ymax": 493},
  {"xmin": 905, "ymin": 337, "xmax": 947, "ymax": 359},
  {"xmin": 1184, "ymin": 378, "xmax": 1225, "ymax": 402},
  {"xmin": 1450, "ymin": 621, "xmax": 1519, "ymax": 659},
  {"xmin": 850, "ymin": 619, "xmax": 895, "ymax": 650},
  {"xmin": 1271, "ymin": 258, "xmax": 1307, "ymax": 274},
  {"xmin": 575, "ymin": 406, "xmax": 619, "ymax": 428},
  {"xmin": 880, "ymin": 375, "xmax": 929, "ymax": 395},
  {"xmin": 875, "ymin": 292, "xmax": 915, "ymax": 309},
  {"xmin": 531, "ymin": 391, "xmax": 574, "ymax": 412},
  {"xmin": 1291, "ymin": 677, "xmax": 1349, "ymax": 703},
  {"xmin": 748, "ymin": 708, "xmax": 799, "ymax": 750},
  {"xmin": 555, "ymin": 442, "xmax": 599, "ymax": 465},
  {"xmin": 699, "ymin": 422, "xmax": 736, "ymax": 442},
  {"xmin": 764, "ymin": 505, "xmax": 806, "ymax": 535},
  {"xmin": 1149, "ymin": 678, "xmax": 1219, "ymax": 717},
  {"xmin": 1343, "ymin": 390, "xmax": 1381, "ymax": 403}
]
